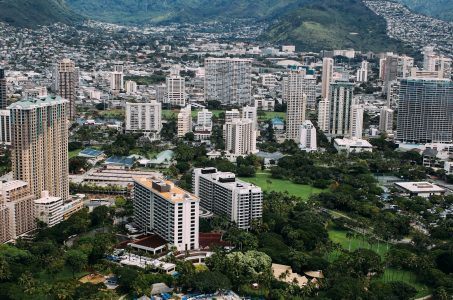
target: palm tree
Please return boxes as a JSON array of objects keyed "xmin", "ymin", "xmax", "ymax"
[
  {"xmin": 126, "ymin": 245, "xmax": 133, "ymax": 260},
  {"xmin": 346, "ymin": 232, "xmax": 354, "ymax": 251}
]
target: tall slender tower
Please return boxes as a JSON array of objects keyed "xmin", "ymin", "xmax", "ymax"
[
  {"xmin": 8, "ymin": 96, "xmax": 69, "ymax": 200},
  {"xmin": 111, "ymin": 64, "xmax": 124, "ymax": 94},
  {"xmin": 284, "ymin": 69, "xmax": 307, "ymax": 142},
  {"xmin": 55, "ymin": 59, "xmax": 77, "ymax": 120},
  {"xmin": 0, "ymin": 68, "xmax": 6, "ymax": 110},
  {"xmin": 321, "ymin": 58, "xmax": 334, "ymax": 100},
  {"xmin": 328, "ymin": 82, "xmax": 354, "ymax": 136}
]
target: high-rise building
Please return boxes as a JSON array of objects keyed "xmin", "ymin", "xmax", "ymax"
[
  {"xmin": 321, "ymin": 58, "xmax": 334, "ymax": 100},
  {"xmin": 34, "ymin": 190, "xmax": 63, "ymax": 228},
  {"xmin": 397, "ymin": 78, "xmax": 452, "ymax": 143},
  {"xmin": 328, "ymin": 82, "xmax": 354, "ymax": 136},
  {"xmin": 192, "ymin": 168, "xmax": 262, "ymax": 230},
  {"xmin": 177, "ymin": 105, "xmax": 192, "ymax": 138},
  {"xmin": 54, "ymin": 59, "xmax": 77, "ymax": 119},
  {"xmin": 383, "ymin": 55, "xmax": 399, "ymax": 95},
  {"xmin": 356, "ymin": 61, "xmax": 369, "ymax": 82},
  {"xmin": 196, "ymin": 109, "xmax": 213, "ymax": 132},
  {"xmin": 9, "ymin": 96, "xmax": 69, "ymax": 200},
  {"xmin": 350, "ymin": 104, "xmax": 364, "ymax": 138},
  {"xmin": 284, "ymin": 70, "xmax": 307, "ymax": 142},
  {"xmin": 398, "ymin": 55, "xmax": 414, "ymax": 79},
  {"xmin": 299, "ymin": 120, "xmax": 317, "ymax": 152},
  {"xmin": 0, "ymin": 180, "xmax": 36, "ymax": 243},
  {"xmin": 205, "ymin": 58, "xmax": 252, "ymax": 105},
  {"xmin": 0, "ymin": 109, "xmax": 10, "ymax": 145},
  {"xmin": 111, "ymin": 64, "xmax": 124, "ymax": 94},
  {"xmin": 166, "ymin": 74, "xmax": 186, "ymax": 107},
  {"xmin": 423, "ymin": 46, "xmax": 436, "ymax": 72},
  {"xmin": 0, "ymin": 68, "xmax": 7, "ymax": 109},
  {"xmin": 225, "ymin": 109, "xmax": 240, "ymax": 123},
  {"xmin": 133, "ymin": 178, "xmax": 199, "ymax": 251},
  {"xmin": 379, "ymin": 107, "xmax": 394, "ymax": 134},
  {"xmin": 225, "ymin": 118, "xmax": 257, "ymax": 156},
  {"xmin": 125, "ymin": 101, "xmax": 162, "ymax": 140},
  {"xmin": 125, "ymin": 80, "xmax": 137, "ymax": 94},
  {"xmin": 318, "ymin": 99, "xmax": 330, "ymax": 132},
  {"xmin": 242, "ymin": 105, "xmax": 257, "ymax": 127}
]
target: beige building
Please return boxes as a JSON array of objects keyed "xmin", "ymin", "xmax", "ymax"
[
  {"xmin": 177, "ymin": 105, "xmax": 192, "ymax": 138},
  {"xmin": 321, "ymin": 57, "xmax": 334, "ymax": 100},
  {"xmin": 284, "ymin": 69, "xmax": 307, "ymax": 142},
  {"xmin": 9, "ymin": 96, "xmax": 69, "ymax": 201},
  {"xmin": 0, "ymin": 180, "xmax": 36, "ymax": 243},
  {"xmin": 166, "ymin": 74, "xmax": 186, "ymax": 107},
  {"xmin": 225, "ymin": 118, "xmax": 257, "ymax": 156},
  {"xmin": 34, "ymin": 190, "xmax": 63, "ymax": 227},
  {"xmin": 54, "ymin": 59, "xmax": 77, "ymax": 119}
]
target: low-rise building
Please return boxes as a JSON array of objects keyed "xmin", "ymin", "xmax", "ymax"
[
  {"xmin": 34, "ymin": 190, "xmax": 63, "ymax": 227},
  {"xmin": 334, "ymin": 138, "xmax": 373, "ymax": 154},
  {"xmin": 394, "ymin": 182, "xmax": 446, "ymax": 198}
]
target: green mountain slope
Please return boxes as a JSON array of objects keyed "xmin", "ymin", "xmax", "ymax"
[
  {"xmin": 66, "ymin": 0, "xmax": 308, "ymax": 24},
  {"xmin": 395, "ymin": 0, "xmax": 453, "ymax": 21},
  {"xmin": 264, "ymin": 0, "xmax": 405, "ymax": 52},
  {"xmin": 0, "ymin": 0, "xmax": 81, "ymax": 27}
]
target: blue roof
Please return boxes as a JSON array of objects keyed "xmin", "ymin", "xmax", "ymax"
[
  {"xmin": 271, "ymin": 117, "xmax": 284, "ymax": 125},
  {"xmin": 105, "ymin": 156, "xmax": 134, "ymax": 167},
  {"xmin": 79, "ymin": 148, "xmax": 104, "ymax": 158}
]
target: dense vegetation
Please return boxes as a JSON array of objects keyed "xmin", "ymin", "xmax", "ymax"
[{"xmin": 0, "ymin": 0, "xmax": 81, "ymax": 27}]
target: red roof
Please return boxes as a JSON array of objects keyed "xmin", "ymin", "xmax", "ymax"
[{"xmin": 199, "ymin": 232, "xmax": 231, "ymax": 249}]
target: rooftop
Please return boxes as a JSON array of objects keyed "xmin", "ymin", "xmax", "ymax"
[
  {"xmin": 334, "ymin": 138, "xmax": 373, "ymax": 148},
  {"xmin": 395, "ymin": 182, "xmax": 446, "ymax": 193},
  {"xmin": 79, "ymin": 148, "xmax": 104, "ymax": 158},
  {"xmin": 134, "ymin": 178, "xmax": 199, "ymax": 204},
  {"xmin": 104, "ymin": 156, "xmax": 134, "ymax": 167},
  {"xmin": 7, "ymin": 96, "xmax": 68, "ymax": 110}
]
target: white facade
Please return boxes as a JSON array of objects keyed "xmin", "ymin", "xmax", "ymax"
[
  {"xmin": 284, "ymin": 70, "xmax": 307, "ymax": 142},
  {"xmin": 177, "ymin": 105, "xmax": 192, "ymax": 138},
  {"xmin": 225, "ymin": 118, "xmax": 257, "ymax": 156},
  {"xmin": 242, "ymin": 105, "xmax": 257, "ymax": 128},
  {"xmin": 356, "ymin": 61, "xmax": 368, "ymax": 82},
  {"xmin": 34, "ymin": 190, "xmax": 63, "ymax": 227},
  {"xmin": 196, "ymin": 109, "xmax": 213, "ymax": 131},
  {"xmin": 110, "ymin": 65, "xmax": 124, "ymax": 94},
  {"xmin": 125, "ymin": 101, "xmax": 162, "ymax": 140},
  {"xmin": 204, "ymin": 58, "xmax": 252, "ymax": 105},
  {"xmin": 334, "ymin": 138, "xmax": 373, "ymax": 153},
  {"xmin": 133, "ymin": 178, "xmax": 199, "ymax": 251},
  {"xmin": 379, "ymin": 107, "xmax": 394, "ymax": 133},
  {"xmin": 254, "ymin": 97, "xmax": 275, "ymax": 111},
  {"xmin": 318, "ymin": 99, "xmax": 330, "ymax": 133},
  {"xmin": 166, "ymin": 75, "xmax": 186, "ymax": 107},
  {"xmin": 125, "ymin": 80, "xmax": 137, "ymax": 94},
  {"xmin": 299, "ymin": 120, "xmax": 317, "ymax": 152},
  {"xmin": 225, "ymin": 109, "xmax": 240, "ymax": 123},
  {"xmin": 328, "ymin": 82, "xmax": 355, "ymax": 136},
  {"xmin": 350, "ymin": 104, "xmax": 364, "ymax": 139},
  {"xmin": 192, "ymin": 168, "xmax": 262, "ymax": 230}
]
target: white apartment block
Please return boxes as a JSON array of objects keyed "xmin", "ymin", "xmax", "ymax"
[
  {"xmin": 125, "ymin": 101, "xmax": 162, "ymax": 140},
  {"xmin": 284, "ymin": 70, "xmax": 307, "ymax": 142},
  {"xmin": 260, "ymin": 74, "xmax": 278, "ymax": 88},
  {"xmin": 0, "ymin": 180, "xmax": 36, "ymax": 243},
  {"xmin": 125, "ymin": 80, "xmax": 137, "ymax": 94},
  {"xmin": 133, "ymin": 178, "xmax": 199, "ymax": 251},
  {"xmin": 379, "ymin": 107, "xmax": 394, "ymax": 134},
  {"xmin": 0, "ymin": 109, "xmax": 10, "ymax": 145},
  {"xmin": 318, "ymin": 99, "xmax": 330, "ymax": 133},
  {"xmin": 242, "ymin": 105, "xmax": 257, "ymax": 128},
  {"xmin": 254, "ymin": 97, "xmax": 275, "ymax": 112},
  {"xmin": 166, "ymin": 75, "xmax": 186, "ymax": 107},
  {"xmin": 350, "ymin": 104, "xmax": 364, "ymax": 139},
  {"xmin": 204, "ymin": 58, "xmax": 252, "ymax": 105},
  {"xmin": 34, "ymin": 190, "xmax": 63, "ymax": 227},
  {"xmin": 192, "ymin": 168, "xmax": 263, "ymax": 230},
  {"xmin": 196, "ymin": 109, "xmax": 213, "ymax": 132},
  {"xmin": 225, "ymin": 109, "xmax": 240, "ymax": 123},
  {"xmin": 225, "ymin": 118, "xmax": 257, "ymax": 156},
  {"xmin": 299, "ymin": 120, "xmax": 317, "ymax": 152},
  {"xmin": 356, "ymin": 61, "xmax": 368, "ymax": 82},
  {"xmin": 9, "ymin": 96, "xmax": 69, "ymax": 201},
  {"xmin": 177, "ymin": 105, "xmax": 192, "ymax": 138}
]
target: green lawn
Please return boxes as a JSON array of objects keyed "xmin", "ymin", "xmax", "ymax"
[
  {"xmin": 377, "ymin": 269, "xmax": 431, "ymax": 298},
  {"xmin": 258, "ymin": 111, "xmax": 286, "ymax": 121},
  {"xmin": 328, "ymin": 229, "xmax": 390, "ymax": 259},
  {"xmin": 69, "ymin": 149, "xmax": 82, "ymax": 159},
  {"xmin": 239, "ymin": 172, "xmax": 324, "ymax": 200}
]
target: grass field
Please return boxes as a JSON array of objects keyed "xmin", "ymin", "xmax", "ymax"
[
  {"xmin": 69, "ymin": 149, "xmax": 82, "ymax": 159},
  {"xmin": 328, "ymin": 228, "xmax": 430, "ymax": 297},
  {"xmin": 258, "ymin": 111, "xmax": 286, "ymax": 121},
  {"xmin": 239, "ymin": 172, "xmax": 324, "ymax": 200}
]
